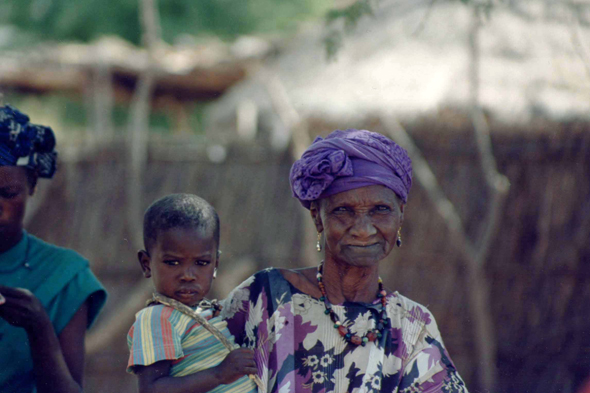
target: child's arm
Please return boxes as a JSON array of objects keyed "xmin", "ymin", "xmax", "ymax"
[{"xmin": 135, "ymin": 348, "xmax": 257, "ymax": 393}]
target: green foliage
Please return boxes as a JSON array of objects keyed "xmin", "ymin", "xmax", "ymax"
[
  {"xmin": 323, "ymin": 0, "xmax": 376, "ymax": 59},
  {"xmin": 325, "ymin": 0, "xmax": 375, "ymax": 27},
  {"xmin": 324, "ymin": 0, "xmax": 377, "ymax": 60},
  {"xmin": 0, "ymin": 0, "xmax": 331, "ymax": 45},
  {"xmin": 324, "ymin": 29, "xmax": 343, "ymax": 61}
]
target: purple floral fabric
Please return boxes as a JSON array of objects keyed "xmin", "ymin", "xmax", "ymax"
[
  {"xmin": 221, "ymin": 269, "xmax": 468, "ymax": 393},
  {"xmin": 289, "ymin": 129, "xmax": 412, "ymax": 209},
  {"xmin": 290, "ymin": 146, "xmax": 354, "ymax": 203}
]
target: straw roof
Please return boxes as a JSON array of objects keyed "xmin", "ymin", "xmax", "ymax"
[
  {"xmin": 0, "ymin": 35, "xmax": 271, "ymax": 100},
  {"xmin": 207, "ymin": 0, "xmax": 590, "ymax": 129}
]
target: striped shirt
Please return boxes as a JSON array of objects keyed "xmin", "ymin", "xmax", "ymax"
[{"xmin": 127, "ymin": 304, "xmax": 256, "ymax": 393}]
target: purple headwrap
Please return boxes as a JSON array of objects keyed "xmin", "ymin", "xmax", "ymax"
[{"xmin": 289, "ymin": 129, "xmax": 412, "ymax": 209}]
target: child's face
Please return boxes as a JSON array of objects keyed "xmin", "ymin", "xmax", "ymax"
[{"xmin": 139, "ymin": 226, "xmax": 218, "ymax": 307}]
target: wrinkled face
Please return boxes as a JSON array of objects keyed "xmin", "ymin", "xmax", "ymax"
[
  {"xmin": 311, "ymin": 185, "xmax": 404, "ymax": 268},
  {"xmin": 0, "ymin": 166, "xmax": 32, "ymax": 245},
  {"xmin": 138, "ymin": 227, "xmax": 218, "ymax": 307}
]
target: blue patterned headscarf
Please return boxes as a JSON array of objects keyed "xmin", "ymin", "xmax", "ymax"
[{"xmin": 0, "ymin": 105, "xmax": 57, "ymax": 178}]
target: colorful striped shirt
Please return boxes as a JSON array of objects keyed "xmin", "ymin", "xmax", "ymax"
[{"xmin": 127, "ymin": 304, "xmax": 257, "ymax": 393}]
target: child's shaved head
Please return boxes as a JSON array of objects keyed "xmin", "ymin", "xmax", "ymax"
[{"xmin": 143, "ymin": 194, "xmax": 219, "ymax": 253}]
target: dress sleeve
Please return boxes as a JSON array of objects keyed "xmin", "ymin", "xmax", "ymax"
[
  {"xmin": 127, "ymin": 305, "xmax": 185, "ymax": 373},
  {"xmin": 220, "ymin": 273, "xmax": 258, "ymax": 345},
  {"xmin": 398, "ymin": 309, "xmax": 469, "ymax": 392},
  {"xmin": 45, "ymin": 266, "xmax": 107, "ymax": 334}
]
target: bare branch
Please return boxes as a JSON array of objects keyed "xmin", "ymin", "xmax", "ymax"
[
  {"xmin": 258, "ymin": 69, "xmax": 318, "ymax": 268},
  {"xmin": 380, "ymin": 115, "xmax": 475, "ymax": 257},
  {"xmin": 380, "ymin": 113, "xmax": 498, "ymax": 392},
  {"xmin": 569, "ymin": 0, "xmax": 590, "ymax": 81},
  {"xmin": 412, "ymin": 0, "xmax": 439, "ymax": 36},
  {"xmin": 87, "ymin": 0, "xmax": 164, "ymax": 354},
  {"xmin": 258, "ymin": 68, "xmax": 310, "ymax": 157},
  {"xmin": 126, "ymin": 0, "xmax": 163, "ymax": 249},
  {"xmin": 89, "ymin": 63, "xmax": 114, "ymax": 140},
  {"xmin": 468, "ymin": 7, "xmax": 510, "ymax": 268}
]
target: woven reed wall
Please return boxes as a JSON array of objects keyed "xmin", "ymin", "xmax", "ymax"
[{"xmin": 26, "ymin": 118, "xmax": 590, "ymax": 392}]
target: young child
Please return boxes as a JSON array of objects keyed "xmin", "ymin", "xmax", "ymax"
[{"xmin": 127, "ymin": 194, "xmax": 257, "ymax": 393}]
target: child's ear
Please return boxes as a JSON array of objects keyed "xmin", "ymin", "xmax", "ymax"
[
  {"xmin": 138, "ymin": 250, "xmax": 152, "ymax": 278},
  {"xmin": 213, "ymin": 251, "xmax": 220, "ymax": 279},
  {"xmin": 215, "ymin": 249, "xmax": 221, "ymax": 267}
]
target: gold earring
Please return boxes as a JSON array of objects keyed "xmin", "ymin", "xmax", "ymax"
[
  {"xmin": 317, "ymin": 232, "xmax": 322, "ymax": 252},
  {"xmin": 396, "ymin": 228, "xmax": 402, "ymax": 247}
]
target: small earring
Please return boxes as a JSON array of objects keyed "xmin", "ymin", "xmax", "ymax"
[
  {"xmin": 213, "ymin": 268, "xmax": 217, "ymax": 279},
  {"xmin": 396, "ymin": 228, "xmax": 402, "ymax": 247},
  {"xmin": 317, "ymin": 232, "xmax": 322, "ymax": 252}
]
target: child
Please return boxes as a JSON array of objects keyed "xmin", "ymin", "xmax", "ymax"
[{"xmin": 127, "ymin": 194, "xmax": 257, "ymax": 393}]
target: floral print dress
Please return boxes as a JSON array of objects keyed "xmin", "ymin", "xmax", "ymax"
[{"xmin": 221, "ymin": 268, "xmax": 468, "ymax": 393}]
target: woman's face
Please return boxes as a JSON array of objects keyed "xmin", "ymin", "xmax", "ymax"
[
  {"xmin": 311, "ymin": 185, "xmax": 404, "ymax": 268},
  {"xmin": 0, "ymin": 166, "xmax": 31, "ymax": 247}
]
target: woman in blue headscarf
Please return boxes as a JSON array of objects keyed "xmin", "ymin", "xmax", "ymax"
[
  {"xmin": 0, "ymin": 105, "xmax": 107, "ymax": 393},
  {"xmin": 221, "ymin": 129, "xmax": 468, "ymax": 392}
]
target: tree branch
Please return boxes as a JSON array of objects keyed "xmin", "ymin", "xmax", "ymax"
[
  {"xmin": 380, "ymin": 113, "xmax": 498, "ymax": 392},
  {"xmin": 87, "ymin": 0, "xmax": 163, "ymax": 354},
  {"xmin": 569, "ymin": 0, "xmax": 590, "ymax": 81},
  {"xmin": 258, "ymin": 68, "xmax": 310, "ymax": 157},
  {"xmin": 258, "ymin": 69, "xmax": 318, "ymax": 268},
  {"xmin": 126, "ymin": 0, "xmax": 163, "ymax": 249},
  {"xmin": 379, "ymin": 115, "xmax": 476, "ymax": 260}
]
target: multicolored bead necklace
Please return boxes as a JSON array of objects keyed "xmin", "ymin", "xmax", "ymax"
[{"xmin": 317, "ymin": 263, "xmax": 389, "ymax": 346}]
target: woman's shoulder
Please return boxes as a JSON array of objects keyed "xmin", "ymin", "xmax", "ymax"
[
  {"xmin": 275, "ymin": 267, "xmax": 315, "ymax": 284},
  {"xmin": 388, "ymin": 292, "xmax": 440, "ymax": 337},
  {"xmin": 390, "ymin": 292, "xmax": 431, "ymax": 314},
  {"xmin": 248, "ymin": 267, "xmax": 318, "ymax": 295},
  {"xmin": 27, "ymin": 233, "xmax": 89, "ymax": 268},
  {"xmin": 234, "ymin": 267, "xmax": 288, "ymax": 288}
]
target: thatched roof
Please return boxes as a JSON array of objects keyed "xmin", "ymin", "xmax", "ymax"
[
  {"xmin": 0, "ymin": 35, "xmax": 271, "ymax": 101},
  {"xmin": 207, "ymin": 0, "xmax": 590, "ymax": 130}
]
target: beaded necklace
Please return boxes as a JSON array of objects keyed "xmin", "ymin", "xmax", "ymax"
[{"xmin": 316, "ymin": 263, "xmax": 389, "ymax": 346}]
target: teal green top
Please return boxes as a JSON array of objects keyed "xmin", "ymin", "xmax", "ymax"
[{"xmin": 0, "ymin": 232, "xmax": 107, "ymax": 393}]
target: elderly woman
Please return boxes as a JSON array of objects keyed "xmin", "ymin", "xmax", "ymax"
[
  {"xmin": 222, "ymin": 129, "xmax": 468, "ymax": 392},
  {"xmin": 0, "ymin": 105, "xmax": 107, "ymax": 393}
]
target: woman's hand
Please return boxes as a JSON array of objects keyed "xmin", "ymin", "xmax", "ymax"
[
  {"xmin": 0, "ymin": 285, "xmax": 51, "ymax": 332},
  {"xmin": 0, "ymin": 284, "xmax": 88, "ymax": 393},
  {"xmin": 215, "ymin": 348, "xmax": 257, "ymax": 385}
]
